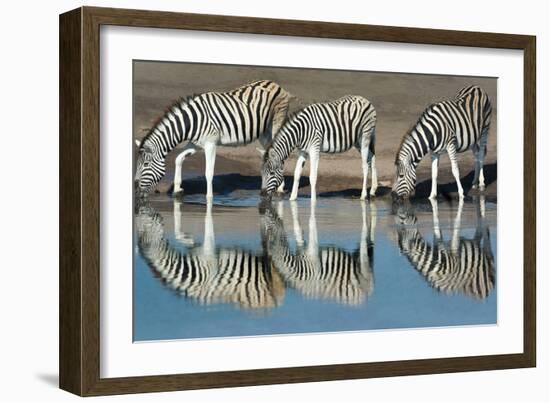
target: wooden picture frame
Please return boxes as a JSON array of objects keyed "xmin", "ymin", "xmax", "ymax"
[{"xmin": 59, "ymin": 6, "xmax": 536, "ymax": 396}]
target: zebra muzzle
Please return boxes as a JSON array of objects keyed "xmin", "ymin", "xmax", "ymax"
[{"xmin": 259, "ymin": 188, "xmax": 273, "ymax": 199}]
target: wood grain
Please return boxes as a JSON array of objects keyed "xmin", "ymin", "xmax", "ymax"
[
  {"xmin": 59, "ymin": 7, "xmax": 82, "ymax": 395},
  {"xmin": 59, "ymin": 6, "xmax": 537, "ymax": 396}
]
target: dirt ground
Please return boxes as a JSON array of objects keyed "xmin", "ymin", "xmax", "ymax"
[{"xmin": 134, "ymin": 61, "xmax": 497, "ymax": 200}]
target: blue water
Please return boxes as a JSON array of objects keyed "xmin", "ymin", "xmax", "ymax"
[{"xmin": 133, "ymin": 194, "xmax": 497, "ymax": 342}]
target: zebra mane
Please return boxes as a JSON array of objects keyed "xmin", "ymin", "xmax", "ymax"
[
  {"xmin": 285, "ymin": 104, "xmax": 309, "ymax": 123},
  {"xmin": 395, "ymin": 108, "xmax": 429, "ymax": 165},
  {"xmin": 139, "ymin": 94, "xmax": 201, "ymax": 148},
  {"xmin": 455, "ymin": 85, "xmax": 477, "ymax": 100},
  {"xmin": 262, "ymin": 106, "xmax": 307, "ymax": 163}
]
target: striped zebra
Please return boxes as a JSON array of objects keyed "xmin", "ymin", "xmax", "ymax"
[
  {"xmin": 394, "ymin": 197, "xmax": 495, "ymax": 299},
  {"xmin": 134, "ymin": 80, "xmax": 292, "ymax": 199},
  {"xmin": 392, "ymin": 85, "xmax": 492, "ymax": 199},
  {"xmin": 260, "ymin": 201, "xmax": 375, "ymax": 305},
  {"xmin": 135, "ymin": 201, "xmax": 284, "ymax": 309},
  {"xmin": 260, "ymin": 95, "xmax": 377, "ymax": 201}
]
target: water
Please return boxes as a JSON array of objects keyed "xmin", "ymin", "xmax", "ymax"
[{"xmin": 133, "ymin": 192, "xmax": 497, "ymax": 342}]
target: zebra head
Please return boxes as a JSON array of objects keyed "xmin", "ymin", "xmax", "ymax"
[
  {"xmin": 134, "ymin": 203, "xmax": 165, "ymax": 253},
  {"xmin": 134, "ymin": 141, "xmax": 166, "ymax": 196},
  {"xmin": 260, "ymin": 150, "xmax": 284, "ymax": 198},
  {"xmin": 392, "ymin": 198, "xmax": 417, "ymax": 226},
  {"xmin": 392, "ymin": 157, "xmax": 417, "ymax": 199}
]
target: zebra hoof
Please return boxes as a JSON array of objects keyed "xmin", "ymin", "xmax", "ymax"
[
  {"xmin": 472, "ymin": 184, "xmax": 485, "ymax": 192},
  {"xmin": 369, "ymin": 189, "xmax": 377, "ymax": 197}
]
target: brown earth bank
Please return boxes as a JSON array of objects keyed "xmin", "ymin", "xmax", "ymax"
[{"xmin": 134, "ymin": 61, "xmax": 498, "ymax": 201}]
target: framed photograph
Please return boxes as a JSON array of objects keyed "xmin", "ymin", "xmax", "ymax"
[{"xmin": 59, "ymin": 6, "xmax": 536, "ymax": 396}]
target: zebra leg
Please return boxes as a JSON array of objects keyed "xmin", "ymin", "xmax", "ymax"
[
  {"xmin": 447, "ymin": 145, "xmax": 464, "ymax": 199},
  {"xmin": 478, "ymin": 162, "xmax": 486, "ymax": 191},
  {"xmin": 360, "ymin": 143, "xmax": 371, "ymax": 200},
  {"xmin": 368, "ymin": 134, "xmax": 378, "ymax": 196},
  {"xmin": 289, "ymin": 152, "xmax": 307, "ymax": 201},
  {"xmin": 429, "ymin": 198, "xmax": 442, "ymax": 241},
  {"xmin": 173, "ymin": 199, "xmax": 195, "ymax": 246},
  {"xmin": 276, "ymin": 200, "xmax": 284, "ymax": 218},
  {"xmin": 471, "ymin": 144, "xmax": 481, "ymax": 190},
  {"xmin": 472, "ymin": 133, "xmax": 488, "ymax": 191},
  {"xmin": 203, "ymin": 142, "xmax": 217, "ymax": 201},
  {"xmin": 360, "ymin": 201, "xmax": 369, "ymax": 264},
  {"xmin": 429, "ymin": 154, "xmax": 440, "ymax": 200},
  {"xmin": 369, "ymin": 200, "xmax": 378, "ymax": 241},
  {"xmin": 290, "ymin": 200, "xmax": 305, "ymax": 248},
  {"xmin": 173, "ymin": 143, "xmax": 198, "ymax": 195},
  {"xmin": 477, "ymin": 135, "xmax": 488, "ymax": 191},
  {"xmin": 307, "ymin": 201, "xmax": 319, "ymax": 258},
  {"xmin": 308, "ymin": 150, "xmax": 320, "ymax": 202},
  {"xmin": 359, "ymin": 201, "xmax": 375, "ymax": 291},
  {"xmin": 451, "ymin": 198, "xmax": 464, "ymax": 252},
  {"xmin": 369, "ymin": 154, "xmax": 378, "ymax": 197},
  {"xmin": 202, "ymin": 201, "xmax": 216, "ymax": 257},
  {"xmin": 480, "ymin": 194, "xmax": 486, "ymax": 219}
]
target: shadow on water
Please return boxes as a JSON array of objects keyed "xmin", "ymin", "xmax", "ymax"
[
  {"xmin": 415, "ymin": 163, "xmax": 497, "ymax": 200},
  {"xmin": 166, "ymin": 174, "xmax": 309, "ymax": 196},
  {"xmin": 164, "ymin": 163, "xmax": 496, "ymax": 202},
  {"xmin": 318, "ymin": 163, "xmax": 497, "ymax": 200}
]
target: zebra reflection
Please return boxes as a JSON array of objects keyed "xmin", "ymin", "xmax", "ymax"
[
  {"xmin": 261, "ymin": 201, "xmax": 376, "ymax": 305},
  {"xmin": 135, "ymin": 201, "xmax": 284, "ymax": 309},
  {"xmin": 394, "ymin": 197, "xmax": 495, "ymax": 299}
]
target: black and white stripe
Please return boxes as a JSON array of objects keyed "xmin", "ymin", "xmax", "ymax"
[
  {"xmin": 135, "ymin": 204, "xmax": 284, "ymax": 309},
  {"xmin": 260, "ymin": 95, "xmax": 377, "ymax": 201},
  {"xmin": 260, "ymin": 202, "xmax": 375, "ymax": 305},
  {"xmin": 392, "ymin": 85, "xmax": 492, "ymax": 199},
  {"xmin": 134, "ymin": 80, "xmax": 292, "ymax": 198},
  {"xmin": 395, "ymin": 199, "xmax": 495, "ymax": 299}
]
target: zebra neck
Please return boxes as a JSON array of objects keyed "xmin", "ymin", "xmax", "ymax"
[
  {"xmin": 401, "ymin": 133, "xmax": 427, "ymax": 166},
  {"xmin": 271, "ymin": 125, "xmax": 301, "ymax": 162},
  {"xmin": 144, "ymin": 103, "xmax": 197, "ymax": 158}
]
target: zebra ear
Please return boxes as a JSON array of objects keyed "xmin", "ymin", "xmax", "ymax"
[
  {"xmin": 135, "ymin": 139, "xmax": 141, "ymax": 148},
  {"xmin": 256, "ymin": 147, "xmax": 266, "ymax": 157}
]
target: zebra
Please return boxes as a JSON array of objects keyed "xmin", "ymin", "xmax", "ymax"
[
  {"xmin": 134, "ymin": 80, "xmax": 292, "ymax": 199},
  {"xmin": 135, "ymin": 201, "xmax": 285, "ymax": 309},
  {"xmin": 260, "ymin": 200, "xmax": 376, "ymax": 305},
  {"xmin": 392, "ymin": 85, "xmax": 492, "ymax": 200},
  {"xmin": 394, "ymin": 197, "xmax": 495, "ymax": 300},
  {"xmin": 259, "ymin": 95, "xmax": 377, "ymax": 201}
]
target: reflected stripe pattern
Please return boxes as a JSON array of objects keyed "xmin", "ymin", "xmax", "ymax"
[
  {"xmin": 397, "ymin": 227, "xmax": 495, "ymax": 299},
  {"xmin": 135, "ymin": 206, "xmax": 284, "ymax": 309},
  {"xmin": 261, "ymin": 207, "xmax": 374, "ymax": 305}
]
